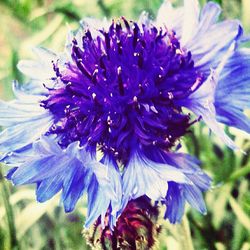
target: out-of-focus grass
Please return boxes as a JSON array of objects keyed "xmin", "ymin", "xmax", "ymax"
[{"xmin": 0, "ymin": 0, "xmax": 250, "ymax": 249}]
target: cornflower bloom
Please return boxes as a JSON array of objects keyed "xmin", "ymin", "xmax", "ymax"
[{"xmin": 1, "ymin": 0, "xmax": 249, "ymax": 230}]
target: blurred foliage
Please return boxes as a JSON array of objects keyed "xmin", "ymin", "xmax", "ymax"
[{"xmin": 0, "ymin": 0, "xmax": 250, "ymax": 249}]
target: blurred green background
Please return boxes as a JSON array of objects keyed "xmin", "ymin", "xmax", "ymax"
[{"xmin": 0, "ymin": 0, "xmax": 250, "ymax": 249}]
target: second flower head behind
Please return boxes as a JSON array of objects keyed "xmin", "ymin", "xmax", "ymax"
[{"xmin": 1, "ymin": 0, "xmax": 250, "ymax": 228}]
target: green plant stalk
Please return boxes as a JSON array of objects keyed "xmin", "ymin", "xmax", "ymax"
[
  {"xmin": 242, "ymin": 0, "xmax": 250, "ymax": 32},
  {"xmin": 0, "ymin": 167, "xmax": 19, "ymax": 250},
  {"xmin": 97, "ymin": 0, "xmax": 111, "ymax": 17},
  {"xmin": 228, "ymin": 164, "xmax": 250, "ymax": 182},
  {"xmin": 176, "ymin": 215, "xmax": 194, "ymax": 250},
  {"xmin": 229, "ymin": 196, "xmax": 250, "ymax": 231}
]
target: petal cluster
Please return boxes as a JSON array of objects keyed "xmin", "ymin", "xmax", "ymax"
[{"xmin": 41, "ymin": 18, "xmax": 201, "ymax": 162}]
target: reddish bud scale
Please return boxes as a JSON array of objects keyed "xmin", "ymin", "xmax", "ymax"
[{"xmin": 84, "ymin": 197, "xmax": 161, "ymax": 250}]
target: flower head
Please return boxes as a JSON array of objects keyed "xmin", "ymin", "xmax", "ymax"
[
  {"xmin": 41, "ymin": 17, "xmax": 200, "ymax": 162},
  {"xmin": 1, "ymin": 0, "xmax": 249, "ymax": 229}
]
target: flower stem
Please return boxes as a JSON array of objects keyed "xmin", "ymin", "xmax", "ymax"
[
  {"xmin": 0, "ymin": 167, "xmax": 19, "ymax": 249},
  {"xmin": 97, "ymin": 0, "xmax": 111, "ymax": 17},
  {"xmin": 242, "ymin": 0, "xmax": 250, "ymax": 32},
  {"xmin": 176, "ymin": 215, "xmax": 194, "ymax": 250}
]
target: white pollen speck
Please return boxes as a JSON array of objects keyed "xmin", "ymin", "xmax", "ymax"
[
  {"xmin": 150, "ymin": 105, "xmax": 158, "ymax": 113},
  {"xmin": 133, "ymin": 96, "xmax": 138, "ymax": 102},
  {"xmin": 142, "ymin": 104, "xmax": 150, "ymax": 112},
  {"xmin": 117, "ymin": 66, "xmax": 122, "ymax": 74},
  {"xmin": 176, "ymin": 49, "xmax": 182, "ymax": 55},
  {"xmin": 107, "ymin": 115, "xmax": 112, "ymax": 125},
  {"xmin": 168, "ymin": 92, "xmax": 174, "ymax": 99},
  {"xmin": 190, "ymin": 77, "xmax": 202, "ymax": 91}
]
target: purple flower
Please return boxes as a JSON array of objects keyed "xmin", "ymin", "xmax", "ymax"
[{"xmin": 1, "ymin": 0, "xmax": 249, "ymax": 228}]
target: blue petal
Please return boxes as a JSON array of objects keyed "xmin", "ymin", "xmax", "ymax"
[
  {"xmin": 188, "ymin": 20, "xmax": 242, "ymax": 68},
  {"xmin": 0, "ymin": 113, "xmax": 53, "ymax": 158},
  {"xmin": 10, "ymin": 137, "xmax": 69, "ymax": 184},
  {"xmin": 11, "ymin": 81, "xmax": 45, "ymax": 101},
  {"xmin": 85, "ymin": 157, "xmax": 122, "ymax": 228},
  {"xmin": 33, "ymin": 135, "xmax": 62, "ymax": 156},
  {"xmin": 215, "ymin": 48, "xmax": 250, "ymax": 133},
  {"xmin": 17, "ymin": 47, "xmax": 56, "ymax": 80},
  {"xmin": 144, "ymin": 150, "xmax": 211, "ymax": 223},
  {"xmin": 62, "ymin": 160, "xmax": 90, "ymax": 212},
  {"xmin": 164, "ymin": 182, "xmax": 185, "ymax": 224},
  {"xmin": 6, "ymin": 136, "xmax": 122, "ymax": 228},
  {"xmin": 0, "ymin": 90, "xmax": 53, "ymax": 160},
  {"xmin": 198, "ymin": 2, "xmax": 221, "ymax": 34},
  {"xmin": 21, "ymin": 80, "xmax": 50, "ymax": 95},
  {"xmin": 36, "ymin": 175, "xmax": 63, "ymax": 202},
  {"xmin": 156, "ymin": 0, "xmax": 184, "ymax": 37},
  {"xmin": 1, "ymin": 144, "xmax": 33, "ymax": 166},
  {"xmin": 11, "ymin": 138, "xmax": 87, "ymax": 185},
  {"xmin": 164, "ymin": 152, "xmax": 212, "ymax": 191},
  {"xmin": 183, "ymin": 185, "xmax": 207, "ymax": 214},
  {"xmin": 6, "ymin": 167, "xmax": 18, "ymax": 180},
  {"xmin": 163, "ymin": 153, "xmax": 210, "ymax": 214},
  {"xmin": 121, "ymin": 151, "xmax": 191, "ymax": 211},
  {"xmin": 0, "ymin": 97, "xmax": 48, "ymax": 127},
  {"xmin": 17, "ymin": 60, "xmax": 55, "ymax": 80},
  {"xmin": 176, "ymin": 69, "xmax": 238, "ymax": 150},
  {"xmin": 86, "ymin": 175, "xmax": 99, "ymax": 222},
  {"xmin": 100, "ymin": 158, "xmax": 122, "ymax": 221},
  {"xmin": 32, "ymin": 47, "xmax": 57, "ymax": 63},
  {"xmin": 215, "ymin": 104, "xmax": 250, "ymax": 134},
  {"xmin": 11, "ymin": 156, "xmax": 63, "ymax": 185},
  {"xmin": 181, "ymin": 0, "xmax": 200, "ymax": 45},
  {"xmin": 85, "ymin": 174, "xmax": 110, "ymax": 228}
]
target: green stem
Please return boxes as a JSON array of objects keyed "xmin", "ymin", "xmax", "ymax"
[
  {"xmin": 228, "ymin": 164, "xmax": 250, "ymax": 182},
  {"xmin": 176, "ymin": 215, "xmax": 194, "ymax": 250},
  {"xmin": 97, "ymin": 0, "xmax": 111, "ymax": 17},
  {"xmin": 0, "ymin": 167, "xmax": 19, "ymax": 249},
  {"xmin": 242, "ymin": 0, "xmax": 250, "ymax": 32}
]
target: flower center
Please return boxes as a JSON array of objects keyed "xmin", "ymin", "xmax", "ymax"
[{"xmin": 42, "ymin": 18, "xmax": 204, "ymax": 163}]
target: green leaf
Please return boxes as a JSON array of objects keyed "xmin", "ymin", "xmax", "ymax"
[
  {"xmin": 229, "ymin": 196, "xmax": 250, "ymax": 231},
  {"xmin": 16, "ymin": 199, "xmax": 57, "ymax": 239},
  {"xmin": 228, "ymin": 164, "xmax": 250, "ymax": 182},
  {"xmin": 242, "ymin": 0, "xmax": 250, "ymax": 32}
]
